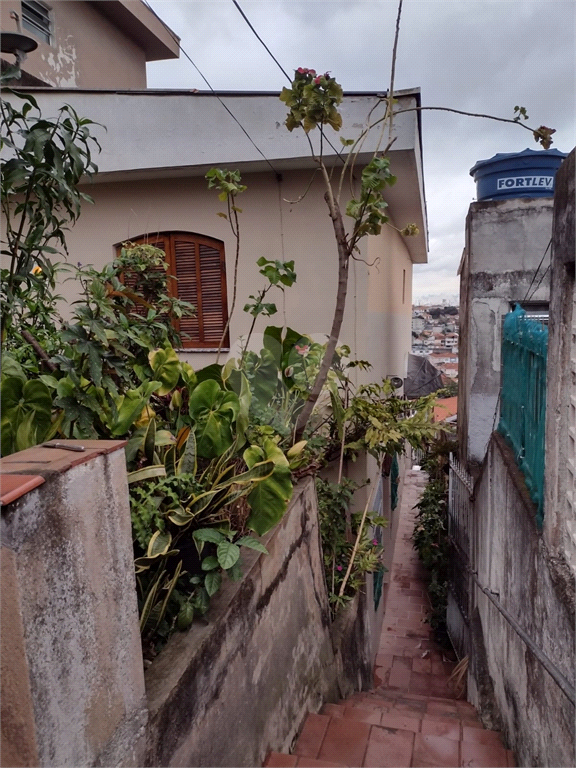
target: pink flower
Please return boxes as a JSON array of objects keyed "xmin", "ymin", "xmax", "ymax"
[
  {"xmin": 309, "ymin": 69, "xmax": 316, "ymax": 76},
  {"xmin": 297, "ymin": 67, "xmax": 306, "ymax": 74},
  {"xmin": 336, "ymin": 565, "xmax": 343, "ymax": 571},
  {"xmin": 314, "ymin": 76, "xmax": 322, "ymax": 85},
  {"xmin": 295, "ymin": 344, "xmax": 310, "ymax": 356},
  {"xmin": 372, "ymin": 539, "xmax": 378, "ymax": 546}
]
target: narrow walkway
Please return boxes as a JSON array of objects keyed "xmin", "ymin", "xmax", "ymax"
[{"xmin": 266, "ymin": 470, "xmax": 515, "ymax": 768}]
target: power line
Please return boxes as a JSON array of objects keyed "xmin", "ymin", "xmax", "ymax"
[
  {"xmin": 231, "ymin": 0, "xmax": 291, "ymax": 82},
  {"xmin": 522, "ymin": 238, "xmax": 552, "ymax": 303},
  {"xmin": 143, "ymin": 0, "xmax": 280, "ymax": 177},
  {"xmin": 178, "ymin": 48, "xmax": 280, "ymax": 177},
  {"xmin": 526, "ymin": 262, "xmax": 551, "ymax": 303},
  {"xmin": 231, "ymin": 0, "xmax": 348, "ymax": 166}
]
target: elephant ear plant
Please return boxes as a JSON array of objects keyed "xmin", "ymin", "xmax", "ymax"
[{"xmin": 125, "ymin": 361, "xmax": 296, "ymax": 654}]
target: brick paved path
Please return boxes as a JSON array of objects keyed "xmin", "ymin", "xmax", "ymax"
[{"xmin": 265, "ymin": 470, "xmax": 515, "ymax": 768}]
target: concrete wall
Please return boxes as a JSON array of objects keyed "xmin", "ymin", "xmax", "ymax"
[
  {"xmin": 2, "ymin": 448, "xmax": 386, "ymax": 767},
  {"xmin": 144, "ymin": 476, "xmax": 385, "ymax": 767},
  {"xmin": 467, "ymin": 433, "xmax": 575, "ymax": 767},
  {"xmin": 458, "ymin": 197, "xmax": 554, "ymax": 468},
  {"xmin": 0, "ymin": 1, "xmax": 179, "ymax": 89},
  {"xmin": 0, "ymin": 441, "xmax": 147, "ymax": 767},
  {"xmin": 544, "ymin": 149, "xmax": 576, "ymax": 575}
]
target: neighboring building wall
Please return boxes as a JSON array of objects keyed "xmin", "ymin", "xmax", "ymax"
[
  {"xmin": 544, "ymin": 149, "xmax": 576, "ymax": 575},
  {"xmin": 458, "ymin": 197, "xmax": 553, "ymax": 469},
  {"xmin": 468, "ymin": 433, "xmax": 575, "ymax": 768},
  {"xmin": 0, "ymin": 1, "xmax": 179, "ymax": 88}
]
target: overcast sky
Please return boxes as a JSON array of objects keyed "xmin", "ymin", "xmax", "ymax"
[{"xmin": 145, "ymin": 0, "xmax": 575, "ymax": 302}]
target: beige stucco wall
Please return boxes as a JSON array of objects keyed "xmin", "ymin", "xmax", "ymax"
[
  {"xmin": 1, "ymin": 1, "xmax": 147, "ymax": 88},
  {"xmin": 56, "ymin": 168, "xmax": 415, "ymax": 384}
]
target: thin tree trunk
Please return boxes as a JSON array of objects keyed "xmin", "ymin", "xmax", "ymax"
[{"xmin": 294, "ymin": 195, "xmax": 350, "ymax": 441}]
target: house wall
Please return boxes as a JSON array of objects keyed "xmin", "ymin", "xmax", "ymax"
[
  {"xmin": 458, "ymin": 197, "xmax": 553, "ymax": 469},
  {"xmin": 0, "ymin": 0, "xmax": 175, "ymax": 88},
  {"xmin": 544, "ymin": 149, "xmax": 576, "ymax": 575},
  {"xmin": 56, "ymin": 169, "xmax": 415, "ymax": 384},
  {"xmin": 468, "ymin": 432, "xmax": 575, "ymax": 768}
]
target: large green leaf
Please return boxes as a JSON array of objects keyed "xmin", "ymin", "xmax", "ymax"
[
  {"xmin": 217, "ymin": 540, "xmax": 240, "ymax": 570},
  {"xmin": 246, "ymin": 463, "xmax": 293, "ymax": 536},
  {"xmin": 178, "ymin": 428, "xmax": 197, "ymax": 476},
  {"xmin": 1, "ymin": 376, "xmax": 53, "ymax": 455},
  {"xmin": 148, "ymin": 346, "xmax": 180, "ymax": 395},
  {"xmin": 204, "ymin": 570, "xmax": 222, "ymax": 597},
  {"xmin": 189, "ymin": 379, "xmax": 240, "ymax": 458},
  {"xmin": 246, "ymin": 438, "xmax": 293, "ymax": 536},
  {"xmin": 250, "ymin": 347, "xmax": 280, "ymax": 407},
  {"xmin": 110, "ymin": 381, "xmax": 161, "ymax": 436}
]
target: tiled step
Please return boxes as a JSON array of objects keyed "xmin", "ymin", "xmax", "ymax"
[
  {"xmin": 264, "ymin": 752, "xmax": 349, "ymax": 767},
  {"xmin": 287, "ymin": 706, "xmax": 515, "ymax": 768}
]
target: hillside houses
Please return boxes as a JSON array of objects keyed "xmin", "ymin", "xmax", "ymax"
[{"xmin": 411, "ymin": 303, "xmax": 459, "ymax": 381}]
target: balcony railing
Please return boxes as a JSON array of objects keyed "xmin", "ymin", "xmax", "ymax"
[{"xmin": 497, "ymin": 305, "xmax": 548, "ymax": 527}]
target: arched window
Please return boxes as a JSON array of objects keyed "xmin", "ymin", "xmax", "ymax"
[{"xmin": 116, "ymin": 232, "xmax": 229, "ymax": 350}]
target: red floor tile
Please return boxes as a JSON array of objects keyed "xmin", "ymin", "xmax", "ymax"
[
  {"xmin": 293, "ymin": 714, "xmax": 330, "ymax": 758},
  {"xmin": 420, "ymin": 716, "xmax": 461, "ymax": 741},
  {"xmin": 363, "ymin": 725, "xmax": 415, "ymax": 768},
  {"xmin": 295, "ymin": 758, "xmax": 349, "ymax": 768},
  {"xmin": 460, "ymin": 740, "xmax": 508, "ymax": 767},
  {"xmin": 462, "ymin": 726, "xmax": 505, "ymax": 746},
  {"xmin": 412, "ymin": 734, "xmax": 460, "ymax": 767},
  {"xmin": 265, "ymin": 753, "xmax": 298, "ymax": 767},
  {"xmin": 379, "ymin": 712, "xmax": 421, "ymax": 733},
  {"xmin": 317, "ymin": 718, "xmax": 371, "ymax": 766},
  {"xmin": 342, "ymin": 706, "xmax": 382, "ymax": 725},
  {"xmin": 425, "ymin": 699, "xmax": 459, "ymax": 718}
]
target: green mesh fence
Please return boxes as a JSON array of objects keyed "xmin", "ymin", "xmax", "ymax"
[{"xmin": 497, "ymin": 305, "xmax": 548, "ymax": 527}]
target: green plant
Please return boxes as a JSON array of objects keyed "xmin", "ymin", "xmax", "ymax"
[
  {"xmin": 412, "ymin": 476, "xmax": 450, "ymax": 639},
  {"xmin": 1, "ymin": 88, "xmax": 100, "ymax": 339},
  {"xmin": 316, "ymin": 476, "xmax": 387, "ymax": 616}
]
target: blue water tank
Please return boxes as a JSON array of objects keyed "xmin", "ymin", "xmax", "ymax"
[{"xmin": 470, "ymin": 148, "xmax": 567, "ymax": 201}]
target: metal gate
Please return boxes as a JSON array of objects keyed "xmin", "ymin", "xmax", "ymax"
[{"xmin": 447, "ymin": 453, "xmax": 474, "ymax": 659}]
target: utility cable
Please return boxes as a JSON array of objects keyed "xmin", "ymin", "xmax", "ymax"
[
  {"xmin": 177, "ymin": 47, "xmax": 280, "ymax": 177},
  {"xmin": 231, "ymin": 0, "xmax": 348, "ymax": 166},
  {"xmin": 526, "ymin": 262, "xmax": 551, "ymax": 303},
  {"xmin": 143, "ymin": 0, "xmax": 281, "ymax": 177},
  {"xmin": 231, "ymin": 0, "xmax": 291, "ymax": 81},
  {"xmin": 522, "ymin": 238, "xmax": 552, "ymax": 303}
]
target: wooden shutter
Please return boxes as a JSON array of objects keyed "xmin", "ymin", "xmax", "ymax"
[
  {"xmin": 116, "ymin": 233, "xmax": 228, "ymax": 349},
  {"xmin": 173, "ymin": 234, "xmax": 229, "ymax": 348}
]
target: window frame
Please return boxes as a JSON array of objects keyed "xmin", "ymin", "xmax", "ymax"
[
  {"xmin": 115, "ymin": 231, "xmax": 229, "ymax": 351},
  {"xmin": 21, "ymin": 0, "xmax": 52, "ymax": 46}
]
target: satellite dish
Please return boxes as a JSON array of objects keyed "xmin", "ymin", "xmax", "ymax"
[
  {"xmin": 389, "ymin": 376, "xmax": 404, "ymax": 390},
  {"xmin": 1, "ymin": 31, "xmax": 38, "ymax": 65}
]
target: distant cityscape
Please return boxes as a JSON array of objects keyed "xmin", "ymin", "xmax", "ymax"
[{"xmin": 411, "ymin": 301, "xmax": 459, "ymax": 387}]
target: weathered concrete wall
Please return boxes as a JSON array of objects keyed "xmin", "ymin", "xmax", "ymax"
[
  {"xmin": 0, "ymin": 441, "xmax": 147, "ymax": 767},
  {"xmin": 144, "ymin": 476, "xmax": 385, "ymax": 767},
  {"xmin": 2, "ymin": 448, "xmax": 385, "ymax": 767},
  {"xmin": 459, "ymin": 197, "xmax": 554, "ymax": 468},
  {"xmin": 544, "ymin": 149, "xmax": 576, "ymax": 575},
  {"xmin": 468, "ymin": 432, "xmax": 575, "ymax": 767}
]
